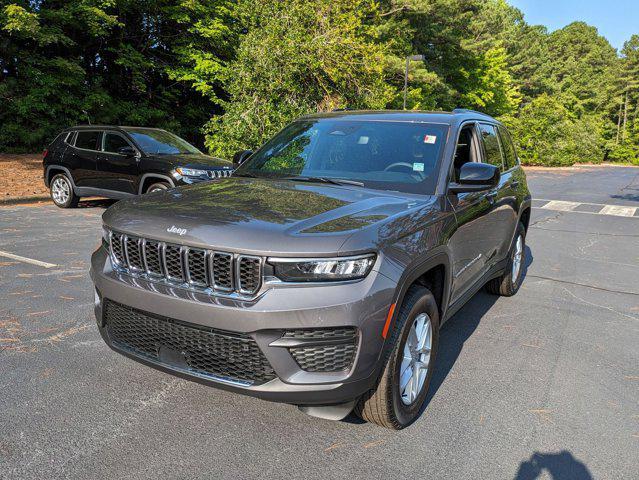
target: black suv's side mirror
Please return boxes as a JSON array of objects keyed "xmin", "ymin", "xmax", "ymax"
[
  {"xmin": 118, "ymin": 146, "xmax": 137, "ymax": 157},
  {"xmin": 448, "ymin": 163, "xmax": 500, "ymax": 194},
  {"xmin": 233, "ymin": 149, "xmax": 253, "ymax": 168}
]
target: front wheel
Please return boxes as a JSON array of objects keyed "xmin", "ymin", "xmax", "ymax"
[
  {"xmin": 145, "ymin": 182, "xmax": 170, "ymax": 194},
  {"xmin": 50, "ymin": 173, "xmax": 79, "ymax": 208},
  {"xmin": 485, "ymin": 222, "xmax": 526, "ymax": 296},
  {"xmin": 355, "ymin": 285, "xmax": 439, "ymax": 429}
]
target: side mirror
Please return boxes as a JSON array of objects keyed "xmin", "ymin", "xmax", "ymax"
[
  {"xmin": 118, "ymin": 146, "xmax": 137, "ymax": 157},
  {"xmin": 233, "ymin": 149, "xmax": 253, "ymax": 168},
  {"xmin": 449, "ymin": 163, "xmax": 500, "ymax": 194}
]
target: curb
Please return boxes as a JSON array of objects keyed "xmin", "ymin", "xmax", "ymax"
[{"xmin": 0, "ymin": 195, "xmax": 50, "ymax": 206}]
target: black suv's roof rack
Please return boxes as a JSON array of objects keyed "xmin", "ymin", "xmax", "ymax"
[{"xmin": 452, "ymin": 108, "xmax": 491, "ymax": 117}]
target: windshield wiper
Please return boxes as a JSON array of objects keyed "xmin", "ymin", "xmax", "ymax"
[{"xmin": 283, "ymin": 176, "xmax": 364, "ymax": 187}]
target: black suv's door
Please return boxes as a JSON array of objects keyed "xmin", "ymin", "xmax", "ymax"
[
  {"xmin": 477, "ymin": 123, "xmax": 517, "ymax": 263},
  {"xmin": 67, "ymin": 130, "xmax": 102, "ymax": 188},
  {"xmin": 447, "ymin": 122, "xmax": 494, "ymax": 303},
  {"xmin": 97, "ymin": 131, "xmax": 140, "ymax": 194}
]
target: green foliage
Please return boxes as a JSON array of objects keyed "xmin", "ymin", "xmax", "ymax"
[{"xmin": 0, "ymin": 0, "xmax": 637, "ymax": 166}]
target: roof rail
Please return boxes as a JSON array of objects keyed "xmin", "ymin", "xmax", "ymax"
[{"xmin": 452, "ymin": 108, "xmax": 490, "ymax": 117}]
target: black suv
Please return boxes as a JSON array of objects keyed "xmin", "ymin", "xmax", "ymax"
[
  {"xmin": 43, "ymin": 126, "xmax": 233, "ymax": 207},
  {"xmin": 90, "ymin": 110, "xmax": 531, "ymax": 429}
]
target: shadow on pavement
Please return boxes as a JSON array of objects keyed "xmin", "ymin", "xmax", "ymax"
[
  {"xmin": 76, "ymin": 198, "xmax": 117, "ymax": 209},
  {"xmin": 514, "ymin": 451, "xmax": 592, "ymax": 480}
]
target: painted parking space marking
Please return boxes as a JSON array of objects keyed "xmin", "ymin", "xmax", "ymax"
[
  {"xmin": 541, "ymin": 200, "xmax": 581, "ymax": 212},
  {"xmin": 598, "ymin": 205, "xmax": 638, "ymax": 217},
  {"xmin": 0, "ymin": 250, "xmax": 58, "ymax": 269},
  {"xmin": 534, "ymin": 199, "xmax": 639, "ymax": 218}
]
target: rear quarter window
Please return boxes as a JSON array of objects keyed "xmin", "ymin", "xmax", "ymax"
[{"xmin": 74, "ymin": 131, "xmax": 102, "ymax": 150}]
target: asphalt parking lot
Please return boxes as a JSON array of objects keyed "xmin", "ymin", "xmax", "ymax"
[{"xmin": 1, "ymin": 166, "xmax": 638, "ymax": 479}]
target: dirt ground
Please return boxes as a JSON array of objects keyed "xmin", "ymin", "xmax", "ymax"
[{"xmin": 0, "ymin": 153, "xmax": 48, "ymax": 199}]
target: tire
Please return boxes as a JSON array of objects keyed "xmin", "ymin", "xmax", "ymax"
[
  {"xmin": 50, "ymin": 173, "xmax": 79, "ymax": 208},
  {"xmin": 485, "ymin": 222, "xmax": 526, "ymax": 296},
  {"xmin": 355, "ymin": 285, "xmax": 440, "ymax": 429},
  {"xmin": 145, "ymin": 182, "xmax": 170, "ymax": 194}
]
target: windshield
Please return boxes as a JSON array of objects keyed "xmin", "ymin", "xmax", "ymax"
[
  {"xmin": 126, "ymin": 129, "xmax": 201, "ymax": 155},
  {"xmin": 234, "ymin": 119, "xmax": 449, "ymax": 194}
]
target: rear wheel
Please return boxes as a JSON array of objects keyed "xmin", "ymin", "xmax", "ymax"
[
  {"xmin": 146, "ymin": 182, "xmax": 170, "ymax": 194},
  {"xmin": 50, "ymin": 173, "xmax": 79, "ymax": 208},
  {"xmin": 355, "ymin": 285, "xmax": 439, "ymax": 429},
  {"xmin": 485, "ymin": 222, "xmax": 526, "ymax": 296}
]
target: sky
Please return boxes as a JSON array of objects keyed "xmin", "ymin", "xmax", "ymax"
[{"xmin": 509, "ymin": 0, "xmax": 638, "ymax": 50}]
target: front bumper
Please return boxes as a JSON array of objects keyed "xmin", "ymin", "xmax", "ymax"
[{"xmin": 90, "ymin": 247, "xmax": 396, "ymax": 405}]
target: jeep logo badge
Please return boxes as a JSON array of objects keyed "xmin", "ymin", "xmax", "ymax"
[{"xmin": 167, "ymin": 225, "xmax": 187, "ymax": 236}]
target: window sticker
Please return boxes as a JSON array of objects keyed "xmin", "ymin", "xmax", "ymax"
[
  {"xmin": 413, "ymin": 163, "xmax": 425, "ymax": 172},
  {"xmin": 357, "ymin": 136, "xmax": 369, "ymax": 144},
  {"xmin": 423, "ymin": 134, "xmax": 437, "ymax": 144}
]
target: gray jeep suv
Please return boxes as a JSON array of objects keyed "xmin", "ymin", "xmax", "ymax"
[{"xmin": 90, "ymin": 110, "xmax": 531, "ymax": 429}]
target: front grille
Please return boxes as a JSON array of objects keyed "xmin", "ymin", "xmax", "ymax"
[
  {"xmin": 284, "ymin": 327, "xmax": 358, "ymax": 373},
  {"xmin": 125, "ymin": 237, "xmax": 144, "ymax": 270},
  {"xmin": 107, "ymin": 230, "xmax": 262, "ymax": 297},
  {"xmin": 207, "ymin": 169, "xmax": 233, "ymax": 179},
  {"xmin": 104, "ymin": 299, "xmax": 275, "ymax": 385},
  {"xmin": 237, "ymin": 256, "xmax": 261, "ymax": 294}
]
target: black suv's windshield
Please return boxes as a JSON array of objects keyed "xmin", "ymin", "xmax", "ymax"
[
  {"xmin": 235, "ymin": 119, "xmax": 449, "ymax": 194},
  {"xmin": 126, "ymin": 128, "xmax": 201, "ymax": 155}
]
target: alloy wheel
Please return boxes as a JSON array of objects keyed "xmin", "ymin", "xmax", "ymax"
[
  {"xmin": 511, "ymin": 235, "xmax": 523, "ymax": 282},
  {"xmin": 399, "ymin": 312, "xmax": 433, "ymax": 405},
  {"xmin": 52, "ymin": 177, "xmax": 70, "ymax": 204}
]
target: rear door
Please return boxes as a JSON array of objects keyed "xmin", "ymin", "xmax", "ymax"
[
  {"xmin": 477, "ymin": 123, "xmax": 516, "ymax": 265},
  {"xmin": 97, "ymin": 131, "xmax": 140, "ymax": 194},
  {"xmin": 67, "ymin": 130, "xmax": 102, "ymax": 188}
]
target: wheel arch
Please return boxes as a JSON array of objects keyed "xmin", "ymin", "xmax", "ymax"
[
  {"xmin": 138, "ymin": 174, "xmax": 175, "ymax": 195},
  {"xmin": 45, "ymin": 165, "xmax": 76, "ymax": 190}
]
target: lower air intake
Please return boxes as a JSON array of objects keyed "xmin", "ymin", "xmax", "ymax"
[{"xmin": 104, "ymin": 299, "xmax": 276, "ymax": 385}]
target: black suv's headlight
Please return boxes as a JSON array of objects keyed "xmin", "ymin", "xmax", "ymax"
[
  {"xmin": 176, "ymin": 167, "xmax": 208, "ymax": 177},
  {"xmin": 268, "ymin": 254, "xmax": 376, "ymax": 282}
]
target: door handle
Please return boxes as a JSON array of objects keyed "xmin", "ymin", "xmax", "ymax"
[
  {"xmin": 511, "ymin": 180, "xmax": 520, "ymax": 188},
  {"xmin": 486, "ymin": 192, "xmax": 497, "ymax": 204}
]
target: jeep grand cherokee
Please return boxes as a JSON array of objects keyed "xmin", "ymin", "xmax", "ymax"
[{"xmin": 90, "ymin": 109, "xmax": 532, "ymax": 429}]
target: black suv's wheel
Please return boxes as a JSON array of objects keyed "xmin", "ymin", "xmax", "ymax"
[
  {"xmin": 355, "ymin": 285, "xmax": 439, "ymax": 429},
  {"xmin": 50, "ymin": 173, "xmax": 79, "ymax": 208},
  {"xmin": 146, "ymin": 182, "xmax": 170, "ymax": 194},
  {"xmin": 485, "ymin": 222, "xmax": 526, "ymax": 296}
]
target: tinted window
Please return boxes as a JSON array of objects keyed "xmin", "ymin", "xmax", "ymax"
[
  {"xmin": 478, "ymin": 123, "xmax": 503, "ymax": 170},
  {"xmin": 126, "ymin": 129, "xmax": 200, "ymax": 155},
  {"xmin": 498, "ymin": 126, "xmax": 517, "ymax": 170},
  {"xmin": 104, "ymin": 133, "xmax": 131, "ymax": 153},
  {"xmin": 235, "ymin": 119, "xmax": 449, "ymax": 194},
  {"xmin": 74, "ymin": 131, "xmax": 101, "ymax": 150}
]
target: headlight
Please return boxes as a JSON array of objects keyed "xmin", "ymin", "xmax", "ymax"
[
  {"xmin": 176, "ymin": 167, "xmax": 208, "ymax": 177},
  {"xmin": 268, "ymin": 254, "xmax": 376, "ymax": 282}
]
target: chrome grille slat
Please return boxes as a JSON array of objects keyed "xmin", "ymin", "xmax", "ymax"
[{"xmin": 107, "ymin": 230, "xmax": 261, "ymax": 297}]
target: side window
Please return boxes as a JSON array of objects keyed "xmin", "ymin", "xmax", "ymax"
[
  {"xmin": 453, "ymin": 124, "xmax": 478, "ymax": 181},
  {"xmin": 497, "ymin": 126, "xmax": 517, "ymax": 170},
  {"xmin": 478, "ymin": 123, "xmax": 504, "ymax": 170},
  {"xmin": 103, "ymin": 133, "xmax": 132, "ymax": 154},
  {"xmin": 74, "ymin": 131, "xmax": 101, "ymax": 151}
]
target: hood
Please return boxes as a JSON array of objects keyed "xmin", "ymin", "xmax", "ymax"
[
  {"xmin": 102, "ymin": 178, "xmax": 438, "ymax": 256},
  {"xmin": 145, "ymin": 153, "xmax": 233, "ymax": 170}
]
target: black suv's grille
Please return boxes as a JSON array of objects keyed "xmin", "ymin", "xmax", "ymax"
[
  {"xmin": 284, "ymin": 327, "xmax": 358, "ymax": 373},
  {"xmin": 104, "ymin": 300, "xmax": 275, "ymax": 385},
  {"xmin": 108, "ymin": 231, "xmax": 262, "ymax": 296}
]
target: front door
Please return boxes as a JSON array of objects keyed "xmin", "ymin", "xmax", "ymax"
[{"xmin": 96, "ymin": 131, "xmax": 140, "ymax": 194}]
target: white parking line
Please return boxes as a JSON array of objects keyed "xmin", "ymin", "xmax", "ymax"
[
  {"xmin": 541, "ymin": 200, "xmax": 581, "ymax": 212},
  {"xmin": 598, "ymin": 205, "xmax": 638, "ymax": 217},
  {"xmin": 0, "ymin": 250, "xmax": 58, "ymax": 269}
]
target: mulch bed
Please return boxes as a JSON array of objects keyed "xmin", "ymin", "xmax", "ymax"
[{"xmin": 0, "ymin": 153, "xmax": 49, "ymax": 200}]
